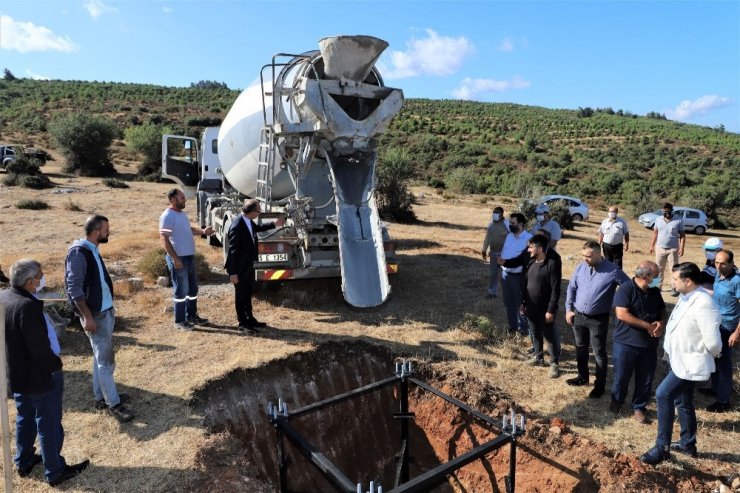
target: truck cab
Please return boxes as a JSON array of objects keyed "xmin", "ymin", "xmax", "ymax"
[{"xmin": 0, "ymin": 144, "xmax": 24, "ymax": 169}]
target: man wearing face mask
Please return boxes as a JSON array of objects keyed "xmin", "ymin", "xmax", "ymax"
[
  {"xmin": 481, "ymin": 206, "xmax": 509, "ymax": 299},
  {"xmin": 497, "ymin": 212, "xmax": 532, "ymax": 335},
  {"xmin": 699, "ymin": 237, "xmax": 723, "ymax": 287},
  {"xmin": 65, "ymin": 215, "xmax": 134, "ymax": 423},
  {"xmin": 649, "ymin": 202, "xmax": 685, "ymax": 293},
  {"xmin": 610, "ymin": 261, "xmax": 666, "ymax": 423},
  {"xmin": 599, "ymin": 206, "xmax": 630, "ymax": 268},
  {"xmin": 533, "ymin": 204, "xmax": 561, "ymax": 250},
  {"xmin": 1, "ymin": 259, "xmax": 91, "ymax": 486}
]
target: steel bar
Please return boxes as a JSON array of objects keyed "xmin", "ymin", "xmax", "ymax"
[
  {"xmin": 288, "ymin": 376, "xmax": 400, "ymax": 419},
  {"xmin": 409, "ymin": 378, "xmax": 501, "ymax": 429},
  {"xmin": 399, "ymin": 376, "xmax": 410, "ymax": 484},
  {"xmin": 389, "ymin": 434, "xmax": 511, "ymax": 493}
]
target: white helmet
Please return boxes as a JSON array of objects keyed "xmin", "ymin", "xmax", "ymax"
[{"xmin": 703, "ymin": 237, "xmax": 723, "ymax": 252}]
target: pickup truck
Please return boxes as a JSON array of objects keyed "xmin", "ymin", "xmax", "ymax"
[{"xmin": 0, "ymin": 145, "xmax": 48, "ymax": 169}]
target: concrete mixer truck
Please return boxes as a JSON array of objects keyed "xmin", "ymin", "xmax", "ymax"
[{"xmin": 161, "ymin": 35, "xmax": 404, "ymax": 308}]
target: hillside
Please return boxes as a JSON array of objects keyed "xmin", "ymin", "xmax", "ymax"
[{"xmin": 2, "ymin": 77, "xmax": 739, "ymax": 224}]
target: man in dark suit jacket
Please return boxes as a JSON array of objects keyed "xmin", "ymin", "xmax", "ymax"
[
  {"xmin": 225, "ymin": 199, "xmax": 284, "ymax": 333},
  {"xmin": 1, "ymin": 259, "xmax": 89, "ymax": 486}
]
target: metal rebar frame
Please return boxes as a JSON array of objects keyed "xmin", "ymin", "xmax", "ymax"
[{"xmin": 267, "ymin": 362, "xmax": 525, "ymax": 493}]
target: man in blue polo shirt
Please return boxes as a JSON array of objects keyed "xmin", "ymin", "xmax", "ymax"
[
  {"xmin": 610, "ymin": 260, "xmax": 666, "ymax": 423},
  {"xmin": 704, "ymin": 250, "xmax": 740, "ymax": 413}
]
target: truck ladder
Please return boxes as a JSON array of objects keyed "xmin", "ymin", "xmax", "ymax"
[{"xmin": 256, "ymin": 127, "xmax": 274, "ymax": 212}]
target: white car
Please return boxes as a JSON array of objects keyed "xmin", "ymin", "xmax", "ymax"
[
  {"xmin": 539, "ymin": 195, "xmax": 590, "ymax": 221},
  {"xmin": 638, "ymin": 207, "xmax": 709, "ymax": 235}
]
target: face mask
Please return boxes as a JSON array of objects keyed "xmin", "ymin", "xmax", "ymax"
[
  {"xmin": 492, "ymin": 213, "xmax": 501, "ymax": 221},
  {"xmin": 705, "ymin": 252, "xmax": 717, "ymax": 261},
  {"xmin": 36, "ymin": 275, "xmax": 46, "ymax": 293},
  {"xmin": 608, "ymin": 212, "xmax": 617, "ymax": 219},
  {"xmin": 509, "ymin": 225, "xmax": 519, "ymax": 234},
  {"xmin": 648, "ymin": 277, "xmax": 661, "ymax": 289},
  {"xmin": 536, "ymin": 215, "xmax": 545, "ymax": 222},
  {"xmin": 663, "ymin": 211, "xmax": 672, "ymax": 218}
]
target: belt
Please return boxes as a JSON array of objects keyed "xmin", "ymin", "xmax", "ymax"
[{"xmin": 576, "ymin": 310, "xmax": 609, "ymax": 318}]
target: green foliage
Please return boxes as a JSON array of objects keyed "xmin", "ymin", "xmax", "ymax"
[
  {"xmin": 459, "ymin": 313, "xmax": 497, "ymax": 339},
  {"xmin": 3, "ymin": 156, "xmax": 52, "ymax": 189},
  {"xmin": 136, "ymin": 248, "xmax": 210, "ymax": 281},
  {"xmin": 376, "ymin": 148, "xmax": 416, "ymax": 223},
  {"xmin": 16, "ymin": 199, "xmax": 50, "ymax": 210},
  {"xmin": 124, "ymin": 123, "xmax": 172, "ymax": 180},
  {"xmin": 49, "ymin": 113, "xmax": 118, "ymax": 176},
  {"xmin": 102, "ymin": 178, "xmax": 129, "ymax": 188},
  {"xmin": 3, "ymin": 68, "xmax": 16, "ymax": 81}
]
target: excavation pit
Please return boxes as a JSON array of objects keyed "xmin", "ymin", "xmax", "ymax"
[{"xmin": 191, "ymin": 342, "xmax": 605, "ymax": 492}]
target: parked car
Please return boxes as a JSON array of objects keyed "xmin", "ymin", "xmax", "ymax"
[
  {"xmin": 638, "ymin": 207, "xmax": 709, "ymax": 235},
  {"xmin": 538, "ymin": 194, "xmax": 590, "ymax": 221},
  {"xmin": 0, "ymin": 144, "xmax": 23, "ymax": 169}
]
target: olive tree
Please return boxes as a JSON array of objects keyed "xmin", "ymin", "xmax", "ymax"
[{"xmin": 49, "ymin": 114, "xmax": 119, "ymax": 176}]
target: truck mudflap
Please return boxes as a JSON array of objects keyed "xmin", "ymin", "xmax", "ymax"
[{"xmin": 257, "ymin": 263, "xmax": 398, "ymax": 282}]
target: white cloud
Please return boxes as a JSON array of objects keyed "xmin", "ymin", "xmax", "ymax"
[
  {"xmin": 499, "ymin": 37, "xmax": 514, "ymax": 52},
  {"xmin": 380, "ymin": 29, "xmax": 474, "ymax": 80},
  {"xmin": 665, "ymin": 95, "xmax": 734, "ymax": 121},
  {"xmin": 0, "ymin": 15, "xmax": 77, "ymax": 53},
  {"xmin": 162, "ymin": 6, "xmax": 174, "ymax": 14},
  {"xmin": 85, "ymin": 0, "xmax": 118, "ymax": 19},
  {"xmin": 452, "ymin": 76, "xmax": 531, "ymax": 100},
  {"xmin": 25, "ymin": 69, "xmax": 51, "ymax": 80}
]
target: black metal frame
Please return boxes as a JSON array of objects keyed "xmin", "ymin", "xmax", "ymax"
[{"xmin": 267, "ymin": 362, "xmax": 524, "ymax": 493}]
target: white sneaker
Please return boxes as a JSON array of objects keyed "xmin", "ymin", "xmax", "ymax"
[{"xmin": 549, "ymin": 363, "xmax": 560, "ymax": 378}]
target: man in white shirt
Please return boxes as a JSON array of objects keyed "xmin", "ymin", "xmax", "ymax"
[
  {"xmin": 533, "ymin": 204, "xmax": 561, "ymax": 250},
  {"xmin": 598, "ymin": 206, "xmax": 630, "ymax": 268},
  {"xmin": 497, "ymin": 212, "xmax": 532, "ymax": 335}
]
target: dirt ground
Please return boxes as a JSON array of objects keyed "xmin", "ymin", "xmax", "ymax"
[{"xmin": 0, "ymin": 155, "xmax": 738, "ymax": 492}]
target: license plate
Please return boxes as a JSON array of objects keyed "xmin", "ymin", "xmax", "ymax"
[{"xmin": 259, "ymin": 253, "xmax": 288, "ymax": 262}]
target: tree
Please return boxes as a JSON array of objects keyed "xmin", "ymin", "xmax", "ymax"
[
  {"xmin": 376, "ymin": 148, "xmax": 416, "ymax": 223},
  {"xmin": 49, "ymin": 114, "xmax": 119, "ymax": 176},
  {"xmin": 125, "ymin": 123, "xmax": 172, "ymax": 181},
  {"xmin": 3, "ymin": 68, "xmax": 16, "ymax": 81}
]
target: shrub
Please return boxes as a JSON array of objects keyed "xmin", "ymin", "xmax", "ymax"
[
  {"xmin": 4, "ymin": 156, "xmax": 52, "ymax": 189},
  {"xmin": 376, "ymin": 148, "xmax": 417, "ymax": 223},
  {"xmin": 136, "ymin": 248, "xmax": 210, "ymax": 281},
  {"xmin": 64, "ymin": 199, "xmax": 83, "ymax": 212},
  {"xmin": 16, "ymin": 199, "xmax": 50, "ymax": 210},
  {"xmin": 102, "ymin": 178, "xmax": 129, "ymax": 189},
  {"xmin": 445, "ymin": 167, "xmax": 480, "ymax": 194},
  {"xmin": 49, "ymin": 113, "xmax": 119, "ymax": 176},
  {"xmin": 19, "ymin": 174, "xmax": 52, "ymax": 189},
  {"xmin": 459, "ymin": 313, "xmax": 497, "ymax": 339},
  {"xmin": 124, "ymin": 122, "xmax": 172, "ymax": 180}
]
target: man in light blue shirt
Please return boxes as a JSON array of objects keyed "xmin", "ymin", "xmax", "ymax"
[
  {"xmin": 565, "ymin": 240, "xmax": 629, "ymax": 398},
  {"xmin": 65, "ymin": 215, "xmax": 133, "ymax": 423}
]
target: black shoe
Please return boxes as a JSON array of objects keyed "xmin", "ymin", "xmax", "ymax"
[
  {"xmin": 639, "ymin": 445, "xmax": 670, "ymax": 465},
  {"xmin": 566, "ymin": 376, "xmax": 588, "ymax": 387},
  {"xmin": 697, "ymin": 387, "xmax": 716, "ymax": 397},
  {"xmin": 95, "ymin": 392, "xmax": 129, "ymax": 410},
  {"xmin": 526, "ymin": 347, "xmax": 536, "ymax": 355},
  {"xmin": 238, "ymin": 325, "xmax": 257, "ymax": 335},
  {"xmin": 188, "ymin": 315, "xmax": 209, "ymax": 325},
  {"xmin": 108, "ymin": 404, "xmax": 134, "ymax": 423},
  {"xmin": 670, "ymin": 442, "xmax": 698, "ymax": 458},
  {"xmin": 249, "ymin": 318, "xmax": 267, "ymax": 328},
  {"xmin": 706, "ymin": 401, "xmax": 730, "ymax": 413},
  {"xmin": 588, "ymin": 387, "xmax": 605, "ymax": 399},
  {"xmin": 609, "ymin": 400, "xmax": 622, "ymax": 414},
  {"xmin": 48, "ymin": 460, "xmax": 90, "ymax": 486},
  {"xmin": 18, "ymin": 454, "xmax": 42, "ymax": 477}
]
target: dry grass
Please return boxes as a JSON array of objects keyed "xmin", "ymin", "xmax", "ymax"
[{"xmin": 0, "ymin": 160, "xmax": 738, "ymax": 492}]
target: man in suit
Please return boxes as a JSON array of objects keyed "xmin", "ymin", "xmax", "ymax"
[
  {"xmin": 1, "ymin": 259, "xmax": 90, "ymax": 486},
  {"xmin": 225, "ymin": 199, "xmax": 284, "ymax": 333},
  {"xmin": 640, "ymin": 262, "xmax": 722, "ymax": 465}
]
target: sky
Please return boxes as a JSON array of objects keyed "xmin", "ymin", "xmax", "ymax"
[{"xmin": 1, "ymin": 0, "xmax": 739, "ymax": 133}]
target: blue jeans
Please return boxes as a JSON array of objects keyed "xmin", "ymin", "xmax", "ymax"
[
  {"xmin": 710, "ymin": 329, "xmax": 733, "ymax": 404},
  {"xmin": 166, "ymin": 254, "xmax": 199, "ymax": 323},
  {"xmin": 501, "ymin": 270, "xmax": 527, "ymax": 333},
  {"xmin": 84, "ymin": 308, "xmax": 120, "ymax": 407},
  {"xmin": 14, "ymin": 371, "xmax": 67, "ymax": 482},
  {"xmin": 611, "ymin": 342, "xmax": 657, "ymax": 411},
  {"xmin": 655, "ymin": 370, "xmax": 696, "ymax": 448},
  {"xmin": 488, "ymin": 253, "xmax": 501, "ymax": 295}
]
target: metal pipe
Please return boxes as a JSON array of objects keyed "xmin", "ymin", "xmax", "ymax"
[{"xmin": 289, "ymin": 376, "xmax": 399, "ymax": 419}]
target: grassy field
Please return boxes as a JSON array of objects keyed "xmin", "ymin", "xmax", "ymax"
[{"xmin": 0, "ymin": 151, "xmax": 738, "ymax": 491}]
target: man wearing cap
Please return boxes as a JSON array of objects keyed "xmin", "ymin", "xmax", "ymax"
[
  {"xmin": 534, "ymin": 204, "xmax": 562, "ymax": 250},
  {"xmin": 649, "ymin": 202, "xmax": 685, "ymax": 292},
  {"xmin": 700, "ymin": 237, "xmax": 723, "ymax": 287},
  {"xmin": 481, "ymin": 206, "xmax": 509, "ymax": 299},
  {"xmin": 599, "ymin": 206, "xmax": 629, "ymax": 268}
]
